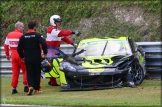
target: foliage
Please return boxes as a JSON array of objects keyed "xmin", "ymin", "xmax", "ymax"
[
  {"xmin": 133, "ymin": 0, "xmax": 161, "ymax": 13},
  {"xmin": 1, "ymin": 0, "xmax": 161, "ymax": 44}
]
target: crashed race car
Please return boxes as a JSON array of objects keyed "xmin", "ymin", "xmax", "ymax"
[{"xmin": 41, "ymin": 36, "xmax": 146, "ymax": 91}]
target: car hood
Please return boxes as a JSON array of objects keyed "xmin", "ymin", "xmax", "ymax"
[{"xmin": 73, "ymin": 55, "xmax": 133, "ymax": 70}]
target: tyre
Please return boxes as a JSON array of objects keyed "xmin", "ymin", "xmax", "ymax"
[{"xmin": 130, "ymin": 62, "xmax": 144, "ymax": 85}]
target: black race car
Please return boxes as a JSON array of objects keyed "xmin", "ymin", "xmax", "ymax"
[{"xmin": 41, "ymin": 36, "xmax": 146, "ymax": 90}]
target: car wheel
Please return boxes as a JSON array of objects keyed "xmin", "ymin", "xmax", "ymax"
[{"xmin": 130, "ymin": 62, "xmax": 144, "ymax": 85}]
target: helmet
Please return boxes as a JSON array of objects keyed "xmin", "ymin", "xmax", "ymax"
[
  {"xmin": 41, "ymin": 59, "xmax": 52, "ymax": 72},
  {"xmin": 50, "ymin": 15, "xmax": 61, "ymax": 26}
]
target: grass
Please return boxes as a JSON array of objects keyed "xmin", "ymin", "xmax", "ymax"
[{"xmin": 0, "ymin": 76, "xmax": 161, "ymax": 107}]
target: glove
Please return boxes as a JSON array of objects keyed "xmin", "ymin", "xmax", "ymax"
[
  {"xmin": 6, "ymin": 56, "xmax": 10, "ymax": 60},
  {"xmin": 21, "ymin": 58, "xmax": 25, "ymax": 62},
  {"xmin": 72, "ymin": 31, "xmax": 81, "ymax": 36},
  {"xmin": 71, "ymin": 43, "xmax": 76, "ymax": 47},
  {"xmin": 41, "ymin": 54, "xmax": 47, "ymax": 60},
  {"xmin": 71, "ymin": 43, "xmax": 77, "ymax": 49}
]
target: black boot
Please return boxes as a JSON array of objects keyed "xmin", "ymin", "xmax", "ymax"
[
  {"xmin": 12, "ymin": 89, "xmax": 18, "ymax": 94},
  {"xmin": 24, "ymin": 86, "xmax": 28, "ymax": 92},
  {"xmin": 48, "ymin": 81, "xmax": 59, "ymax": 86}
]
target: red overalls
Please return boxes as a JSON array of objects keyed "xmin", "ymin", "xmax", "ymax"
[
  {"xmin": 4, "ymin": 29, "xmax": 27, "ymax": 88},
  {"xmin": 46, "ymin": 25, "xmax": 73, "ymax": 85}
]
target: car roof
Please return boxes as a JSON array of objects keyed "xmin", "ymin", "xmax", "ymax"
[{"xmin": 80, "ymin": 36, "xmax": 129, "ymax": 43}]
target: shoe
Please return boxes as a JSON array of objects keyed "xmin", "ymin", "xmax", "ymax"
[
  {"xmin": 61, "ymin": 84, "xmax": 70, "ymax": 89},
  {"xmin": 48, "ymin": 81, "xmax": 51, "ymax": 85},
  {"xmin": 27, "ymin": 87, "xmax": 34, "ymax": 96},
  {"xmin": 128, "ymin": 82, "xmax": 136, "ymax": 88},
  {"xmin": 123, "ymin": 82, "xmax": 136, "ymax": 88},
  {"xmin": 12, "ymin": 89, "xmax": 18, "ymax": 94},
  {"xmin": 48, "ymin": 81, "xmax": 59, "ymax": 86},
  {"xmin": 35, "ymin": 90, "xmax": 42, "ymax": 94},
  {"xmin": 24, "ymin": 86, "xmax": 28, "ymax": 92}
]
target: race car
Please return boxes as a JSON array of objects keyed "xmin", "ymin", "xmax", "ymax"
[{"xmin": 41, "ymin": 36, "xmax": 146, "ymax": 91}]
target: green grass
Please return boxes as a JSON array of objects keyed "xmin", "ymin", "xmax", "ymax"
[{"xmin": 0, "ymin": 76, "xmax": 161, "ymax": 107}]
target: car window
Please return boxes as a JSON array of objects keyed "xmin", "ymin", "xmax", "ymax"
[
  {"xmin": 76, "ymin": 39, "xmax": 132, "ymax": 57},
  {"xmin": 77, "ymin": 40, "xmax": 107, "ymax": 56},
  {"xmin": 103, "ymin": 40, "xmax": 132, "ymax": 56},
  {"xmin": 47, "ymin": 48, "xmax": 59, "ymax": 58}
]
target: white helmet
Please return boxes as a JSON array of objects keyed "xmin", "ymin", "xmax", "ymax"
[{"xmin": 50, "ymin": 15, "xmax": 61, "ymax": 26}]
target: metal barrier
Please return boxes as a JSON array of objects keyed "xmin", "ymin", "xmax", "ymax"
[
  {"xmin": 136, "ymin": 42, "xmax": 162, "ymax": 79},
  {"xmin": 0, "ymin": 44, "xmax": 74, "ymax": 75},
  {"xmin": 0, "ymin": 42, "xmax": 162, "ymax": 78}
]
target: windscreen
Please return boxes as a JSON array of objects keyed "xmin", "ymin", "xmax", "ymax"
[{"xmin": 76, "ymin": 39, "xmax": 132, "ymax": 57}]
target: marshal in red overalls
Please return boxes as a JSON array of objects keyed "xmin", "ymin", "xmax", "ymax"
[{"xmin": 4, "ymin": 29, "xmax": 28, "ymax": 90}]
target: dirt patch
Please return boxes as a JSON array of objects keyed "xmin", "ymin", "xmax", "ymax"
[
  {"xmin": 113, "ymin": 6, "xmax": 146, "ymax": 26},
  {"xmin": 78, "ymin": 17, "xmax": 109, "ymax": 32}
]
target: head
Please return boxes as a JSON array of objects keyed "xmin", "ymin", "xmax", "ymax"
[
  {"xmin": 15, "ymin": 21, "xmax": 24, "ymax": 32},
  {"xmin": 50, "ymin": 15, "xmax": 61, "ymax": 26},
  {"xmin": 41, "ymin": 60, "xmax": 52, "ymax": 73},
  {"xmin": 28, "ymin": 20, "xmax": 37, "ymax": 30}
]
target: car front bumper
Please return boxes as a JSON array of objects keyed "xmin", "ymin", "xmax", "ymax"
[{"xmin": 65, "ymin": 68, "xmax": 129, "ymax": 76}]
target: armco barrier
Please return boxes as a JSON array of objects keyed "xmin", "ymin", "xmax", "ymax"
[
  {"xmin": 136, "ymin": 42, "xmax": 162, "ymax": 79},
  {"xmin": 0, "ymin": 42, "xmax": 161, "ymax": 78},
  {"xmin": 0, "ymin": 44, "xmax": 74, "ymax": 75}
]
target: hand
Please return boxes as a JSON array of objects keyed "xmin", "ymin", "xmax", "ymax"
[
  {"xmin": 6, "ymin": 56, "xmax": 10, "ymax": 60},
  {"xmin": 42, "ymin": 54, "xmax": 47, "ymax": 59},
  {"xmin": 75, "ymin": 31, "xmax": 81, "ymax": 36},
  {"xmin": 21, "ymin": 58, "xmax": 25, "ymax": 62},
  {"xmin": 72, "ymin": 31, "xmax": 81, "ymax": 36}
]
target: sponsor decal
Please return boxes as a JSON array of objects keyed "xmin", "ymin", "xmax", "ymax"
[
  {"xmin": 80, "ymin": 40, "xmax": 107, "ymax": 47},
  {"xmin": 79, "ymin": 40, "xmax": 128, "ymax": 48},
  {"xmin": 89, "ymin": 72, "xmax": 100, "ymax": 75},
  {"xmin": 24, "ymin": 35, "xmax": 35, "ymax": 38},
  {"xmin": 9, "ymin": 41, "xmax": 19, "ymax": 45}
]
